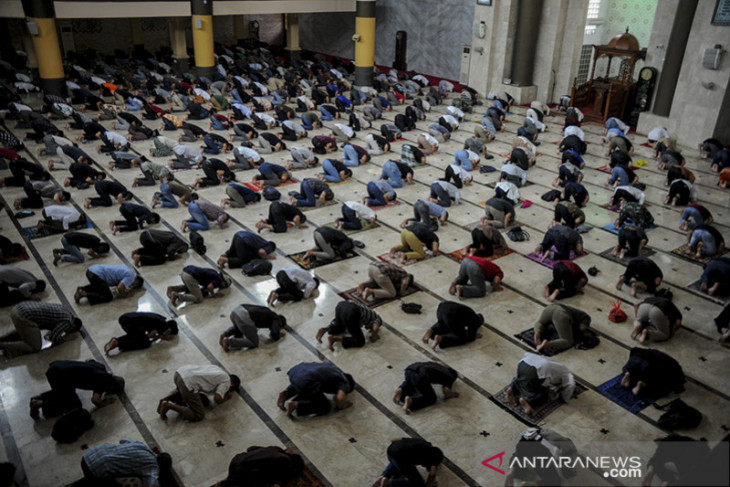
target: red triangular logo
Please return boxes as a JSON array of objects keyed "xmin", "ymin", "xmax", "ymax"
[{"xmin": 481, "ymin": 451, "xmax": 506, "ymax": 475}]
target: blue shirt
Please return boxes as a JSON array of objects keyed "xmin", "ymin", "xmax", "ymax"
[
  {"xmin": 234, "ymin": 231, "xmax": 273, "ymax": 252},
  {"xmin": 83, "ymin": 439, "xmax": 159, "ymax": 487},
  {"xmin": 89, "ymin": 264, "xmax": 136, "ymax": 288},
  {"xmin": 229, "ymin": 183, "xmax": 258, "ymax": 203},
  {"xmin": 420, "ymin": 199, "xmax": 447, "ymax": 218},
  {"xmin": 183, "ymin": 265, "xmax": 223, "ymax": 288},
  {"xmin": 372, "ymin": 180, "xmax": 395, "ymax": 199},
  {"xmin": 258, "ymin": 162, "xmax": 287, "ymax": 176}
]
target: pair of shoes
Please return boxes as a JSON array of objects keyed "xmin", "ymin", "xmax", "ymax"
[{"xmin": 484, "ymin": 153, "xmax": 494, "ymax": 160}]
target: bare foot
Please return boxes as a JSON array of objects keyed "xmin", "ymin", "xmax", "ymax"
[
  {"xmin": 221, "ymin": 337, "xmax": 230, "ymax": 353},
  {"xmin": 639, "ymin": 329, "xmax": 649, "ymax": 345},
  {"xmin": 157, "ymin": 400, "xmax": 171, "ymax": 420},
  {"xmin": 286, "ymin": 401, "xmax": 297, "ymax": 419},
  {"xmin": 449, "ymin": 282, "xmax": 457, "ymax": 295},
  {"xmin": 29, "ymin": 398, "xmax": 42, "ymax": 420},
  {"xmin": 432, "ymin": 335, "xmax": 442, "ymax": 351},
  {"xmin": 631, "ymin": 282, "xmax": 638, "ymax": 297},
  {"xmin": 53, "ymin": 249, "xmax": 62, "ymax": 266},
  {"xmin": 74, "ymin": 287, "xmax": 84, "ymax": 304},
  {"xmin": 506, "ymin": 387, "xmax": 517, "ymax": 407},
  {"xmin": 327, "ymin": 335, "xmax": 337, "ymax": 351},
  {"xmin": 519, "ymin": 397, "xmax": 533, "ymax": 416},
  {"xmin": 104, "ymin": 337, "xmax": 117, "ymax": 355},
  {"xmin": 403, "ymin": 396, "xmax": 412, "ymax": 414},
  {"xmin": 456, "ymin": 285, "xmax": 463, "ymax": 300},
  {"xmin": 393, "ymin": 388, "xmax": 402, "ymax": 405},
  {"xmin": 621, "ymin": 372, "xmax": 632, "ymax": 388},
  {"xmin": 315, "ymin": 327, "xmax": 327, "ymax": 343},
  {"xmin": 631, "ymin": 326, "xmax": 641, "ymax": 340}
]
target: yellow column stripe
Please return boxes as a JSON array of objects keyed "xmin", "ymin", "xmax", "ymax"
[
  {"xmin": 192, "ymin": 15, "xmax": 215, "ymax": 68},
  {"xmin": 29, "ymin": 17, "xmax": 64, "ymax": 79},
  {"xmin": 354, "ymin": 17, "xmax": 375, "ymax": 68}
]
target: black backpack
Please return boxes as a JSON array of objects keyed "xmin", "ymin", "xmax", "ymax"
[
  {"xmin": 656, "ymin": 399, "xmax": 702, "ymax": 430},
  {"xmin": 507, "ymin": 226, "xmax": 530, "ymax": 242},
  {"xmin": 401, "ymin": 302, "xmax": 422, "ymax": 314},
  {"xmin": 242, "ymin": 259, "xmax": 273, "ymax": 276},
  {"xmin": 51, "ymin": 408, "xmax": 94, "ymax": 444},
  {"xmin": 189, "ymin": 230, "xmax": 206, "ymax": 255}
]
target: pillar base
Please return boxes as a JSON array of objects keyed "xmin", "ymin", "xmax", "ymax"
[
  {"xmin": 40, "ymin": 77, "xmax": 67, "ymax": 98},
  {"xmin": 196, "ymin": 65, "xmax": 215, "ymax": 81},
  {"xmin": 285, "ymin": 48, "xmax": 301, "ymax": 63},
  {"xmin": 354, "ymin": 66, "xmax": 373, "ymax": 87},
  {"xmin": 500, "ymin": 83, "xmax": 536, "ymax": 105},
  {"xmin": 173, "ymin": 57, "xmax": 189, "ymax": 77}
]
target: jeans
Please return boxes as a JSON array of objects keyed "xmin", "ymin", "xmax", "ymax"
[
  {"xmin": 366, "ymin": 181, "xmax": 386, "ymax": 206},
  {"xmin": 187, "ymin": 202, "xmax": 210, "ymax": 231},
  {"xmin": 155, "ymin": 183, "xmax": 179, "ymax": 208},
  {"xmin": 679, "ymin": 207, "xmax": 704, "ymax": 229},
  {"xmin": 342, "ymin": 144, "xmax": 360, "ymax": 167},
  {"xmin": 380, "ymin": 161, "xmax": 403, "ymax": 188},
  {"xmin": 61, "ymin": 236, "xmax": 85, "ymax": 263},
  {"xmin": 454, "ymin": 151, "xmax": 473, "ymax": 170},
  {"xmin": 209, "ymin": 116, "xmax": 225, "ymax": 131},
  {"xmin": 320, "ymin": 106, "xmax": 334, "ymax": 121},
  {"xmin": 609, "ymin": 166, "xmax": 629, "ymax": 186},
  {"xmin": 339, "ymin": 204, "xmax": 361, "ymax": 230},
  {"xmin": 689, "ymin": 229, "xmax": 717, "ymax": 255},
  {"xmin": 321, "ymin": 160, "xmax": 342, "ymax": 183},
  {"xmin": 295, "ymin": 181, "xmax": 317, "ymax": 207},
  {"xmin": 202, "ymin": 134, "xmax": 220, "ymax": 154}
]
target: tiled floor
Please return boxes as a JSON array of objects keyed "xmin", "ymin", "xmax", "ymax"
[{"xmin": 1, "ymin": 91, "xmax": 729, "ymax": 487}]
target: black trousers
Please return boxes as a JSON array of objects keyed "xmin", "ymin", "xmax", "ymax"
[
  {"xmin": 267, "ymin": 202, "xmax": 289, "ymax": 233},
  {"xmin": 226, "ymin": 235, "xmax": 256, "ymax": 268},
  {"xmin": 547, "ymin": 262, "xmax": 580, "ymax": 299},
  {"xmin": 20, "ymin": 181, "xmax": 45, "ymax": 208},
  {"xmin": 0, "ymin": 283, "xmax": 27, "ymax": 308},
  {"xmin": 113, "ymin": 205, "xmax": 139, "ymax": 233},
  {"xmin": 116, "ymin": 313, "xmax": 163, "ymax": 351},
  {"xmin": 618, "ymin": 228, "xmax": 643, "ymax": 256},
  {"xmin": 610, "ymin": 188, "xmax": 638, "ymax": 207},
  {"xmin": 470, "ymin": 228, "xmax": 494, "ymax": 257},
  {"xmin": 275, "ymin": 270, "xmax": 303, "ymax": 302},
  {"xmin": 327, "ymin": 320, "xmax": 365, "ymax": 348},
  {"xmin": 135, "ymin": 232, "xmax": 167, "ymax": 266},
  {"xmin": 668, "ymin": 181, "xmax": 690, "ymax": 205},
  {"xmin": 443, "ymin": 166, "xmax": 463, "ymax": 188},
  {"xmin": 554, "ymin": 204, "xmax": 578, "ymax": 228},
  {"xmin": 429, "ymin": 321, "xmax": 467, "ymax": 348},
  {"xmin": 398, "ymin": 369, "xmax": 438, "ymax": 411},
  {"xmin": 83, "ymin": 269, "xmax": 114, "ymax": 305},
  {"xmin": 280, "ymin": 124, "xmax": 298, "ymax": 141}
]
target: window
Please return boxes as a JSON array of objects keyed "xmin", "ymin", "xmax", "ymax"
[
  {"xmin": 587, "ymin": 0, "xmax": 601, "ymax": 19},
  {"xmin": 584, "ymin": 24, "xmax": 597, "ymax": 35},
  {"xmin": 576, "ymin": 45, "xmax": 594, "ymax": 84}
]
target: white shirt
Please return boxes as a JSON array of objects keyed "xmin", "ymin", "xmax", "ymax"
[
  {"xmin": 52, "ymin": 135, "xmax": 73, "ymax": 147},
  {"xmin": 235, "ymin": 146, "xmax": 262, "ymax": 163},
  {"xmin": 104, "ymin": 131, "xmax": 127, "ymax": 147},
  {"xmin": 434, "ymin": 181, "xmax": 460, "ymax": 204},
  {"xmin": 500, "ymin": 163, "xmax": 527, "ymax": 186},
  {"xmin": 421, "ymin": 133, "xmax": 438, "ymax": 147},
  {"xmin": 674, "ymin": 179, "xmax": 699, "ymax": 201},
  {"xmin": 232, "ymin": 103, "xmax": 252, "ymax": 119},
  {"xmin": 648, "ymin": 127, "xmax": 669, "ymax": 141},
  {"xmin": 466, "ymin": 150, "xmax": 480, "ymax": 164},
  {"xmin": 234, "ymin": 75, "xmax": 249, "ymax": 87},
  {"xmin": 283, "ymin": 267, "xmax": 318, "ymax": 298},
  {"xmin": 495, "ymin": 181, "xmax": 521, "ymax": 202},
  {"xmin": 440, "ymin": 114, "xmax": 459, "ymax": 127},
  {"xmin": 90, "ymin": 76, "xmax": 106, "ymax": 86},
  {"xmin": 446, "ymin": 106, "xmax": 464, "ymax": 119},
  {"xmin": 345, "ymin": 201, "xmax": 376, "ymax": 221},
  {"xmin": 334, "ymin": 123, "xmax": 354, "ymax": 138},
  {"xmin": 254, "ymin": 82, "xmax": 269, "ymax": 95},
  {"xmin": 330, "ymin": 68, "xmax": 343, "ymax": 79},
  {"xmin": 44, "ymin": 205, "xmax": 80, "ymax": 230},
  {"xmin": 173, "ymin": 144, "xmax": 203, "ymax": 163},
  {"xmin": 448, "ymin": 164, "xmax": 471, "ymax": 184},
  {"xmin": 521, "ymin": 352, "xmax": 575, "ymax": 403},
  {"xmin": 614, "ymin": 185, "xmax": 645, "ymax": 205},
  {"xmin": 412, "ymin": 74, "xmax": 429, "ymax": 85},
  {"xmin": 193, "ymin": 87, "xmax": 210, "ymax": 101},
  {"xmin": 66, "ymin": 80, "xmax": 81, "ymax": 90},
  {"xmin": 563, "ymin": 125, "xmax": 584, "ymax": 141},
  {"xmin": 177, "ymin": 365, "xmax": 230, "ymax": 398},
  {"xmin": 259, "ymin": 113, "xmax": 276, "ymax": 126}
]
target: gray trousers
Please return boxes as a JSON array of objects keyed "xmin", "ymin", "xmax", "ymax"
[
  {"xmin": 332, "ymin": 126, "xmax": 350, "ymax": 144},
  {"xmin": 1, "ymin": 308, "xmax": 43, "ymax": 358},
  {"xmin": 428, "ymin": 128, "xmax": 446, "ymax": 143},
  {"xmin": 454, "ymin": 258, "xmax": 490, "ymax": 298},
  {"xmin": 363, "ymin": 265, "xmax": 397, "ymax": 299},
  {"xmin": 484, "ymin": 204, "xmax": 507, "ymax": 228},
  {"xmin": 534, "ymin": 306, "xmax": 574, "ymax": 352},
  {"xmin": 418, "ymin": 135, "xmax": 437, "ymax": 154},
  {"xmin": 313, "ymin": 231, "xmax": 337, "ymax": 262},
  {"xmin": 256, "ymin": 136, "xmax": 274, "ymax": 154},
  {"xmin": 173, "ymin": 372, "xmax": 205, "ymax": 421},
  {"xmin": 226, "ymin": 186, "xmax": 248, "ymax": 208},
  {"xmin": 225, "ymin": 307, "xmax": 260, "ymax": 349},
  {"xmin": 170, "ymin": 271, "xmax": 204, "ymax": 303},
  {"xmin": 634, "ymin": 304, "xmax": 671, "ymax": 342}
]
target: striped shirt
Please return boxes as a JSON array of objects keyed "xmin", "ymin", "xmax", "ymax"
[
  {"xmin": 14, "ymin": 302, "xmax": 79, "ymax": 345},
  {"xmin": 371, "ymin": 261, "xmax": 408, "ymax": 286},
  {"xmin": 83, "ymin": 439, "xmax": 159, "ymax": 487}
]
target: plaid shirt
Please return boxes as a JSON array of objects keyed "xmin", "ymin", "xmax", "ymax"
[
  {"xmin": 83, "ymin": 439, "xmax": 159, "ymax": 487},
  {"xmin": 0, "ymin": 129, "xmax": 22, "ymax": 150},
  {"xmin": 15, "ymin": 302, "xmax": 78, "ymax": 345},
  {"xmin": 371, "ymin": 261, "xmax": 408, "ymax": 286}
]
